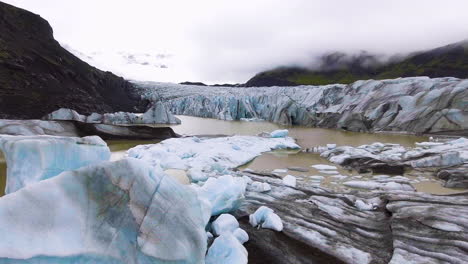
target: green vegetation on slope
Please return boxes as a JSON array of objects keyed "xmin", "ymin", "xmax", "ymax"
[{"xmin": 245, "ymin": 41, "xmax": 468, "ymax": 86}]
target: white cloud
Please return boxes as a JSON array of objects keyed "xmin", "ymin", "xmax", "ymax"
[{"xmin": 4, "ymin": 0, "xmax": 468, "ymax": 83}]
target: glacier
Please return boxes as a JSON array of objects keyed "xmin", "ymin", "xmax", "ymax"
[
  {"xmin": 45, "ymin": 101, "xmax": 180, "ymax": 125},
  {"xmin": 0, "ymin": 158, "xmax": 208, "ymax": 264},
  {"xmin": 0, "ymin": 135, "xmax": 110, "ymax": 194},
  {"xmin": 133, "ymin": 77, "xmax": 468, "ymax": 134}
]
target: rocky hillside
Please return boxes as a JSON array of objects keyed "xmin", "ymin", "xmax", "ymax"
[
  {"xmin": 246, "ymin": 40, "xmax": 468, "ymax": 86},
  {"xmin": 0, "ymin": 2, "xmax": 140, "ymax": 119}
]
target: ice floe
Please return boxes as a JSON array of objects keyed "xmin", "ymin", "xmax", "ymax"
[
  {"xmin": 270, "ymin": 129, "xmax": 289, "ymax": 138},
  {"xmin": 0, "ymin": 135, "xmax": 110, "ymax": 194},
  {"xmin": 248, "ymin": 181, "xmax": 271, "ymax": 192},
  {"xmin": 311, "ymin": 164, "xmax": 338, "ymax": 170},
  {"xmin": 128, "ymin": 135, "xmax": 299, "ymax": 173},
  {"xmin": 343, "ymin": 180, "xmax": 415, "ymax": 191},
  {"xmin": 282, "ymin": 175, "xmax": 297, "ymax": 187}
]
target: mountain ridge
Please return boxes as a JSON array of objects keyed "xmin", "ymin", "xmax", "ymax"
[
  {"xmin": 245, "ymin": 40, "xmax": 468, "ymax": 87},
  {"xmin": 0, "ymin": 1, "xmax": 140, "ymax": 119}
]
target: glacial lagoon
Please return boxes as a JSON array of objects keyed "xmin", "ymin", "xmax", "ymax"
[
  {"xmin": 111, "ymin": 116, "xmax": 465, "ymax": 195},
  {"xmin": 0, "ymin": 115, "xmax": 463, "ymax": 197}
]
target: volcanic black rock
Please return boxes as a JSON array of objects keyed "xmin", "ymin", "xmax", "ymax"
[{"xmin": 0, "ymin": 2, "xmax": 140, "ymax": 119}]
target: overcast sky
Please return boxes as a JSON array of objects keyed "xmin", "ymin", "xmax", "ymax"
[{"xmin": 4, "ymin": 0, "xmax": 468, "ymax": 83}]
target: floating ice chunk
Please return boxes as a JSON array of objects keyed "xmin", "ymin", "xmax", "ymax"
[
  {"xmin": 309, "ymin": 175, "xmax": 325, "ymax": 181},
  {"xmin": 240, "ymin": 117, "xmax": 264, "ymax": 122},
  {"xmin": 331, "ymin": 175, "xmax": 348, "ymax": 180},
  {"xmin": 0, "ymin": 158, "xmax": 207, "ymax": 263},
  {"xmin": 249, "ymin": 206, "xmax": 283, "ymax": 232},
  {"xmin": 0, "ymin": 135, "xmax": 110, "ymax": 194},
  {"xmin": 43, "ymin": 108, "xmax": 86, "ymax": 122},
  {"xmin": 327, "ymin": 144, "xmax": 337, "ymax": 149},
  {"xmin": 270, "ymin": 129, "xmax": 289, "ymax": 138},
  {"xmin": 196, "ymin": 175, "xmax": 247, "ymax": 216},
  {"xmin": 249, "ymin": 181, "xmax": 271, "ymax": 192},
  {"xmin": 372, "ymin": 175, "xmax": 390, "ymax": 180},
  {"xmin": 262, "ymin": 211, "xmax": 284, "ymax": 231},
  {"xmin": 319, "ymin": 170, "xmax": 340, "ymax": 175},
  {"xmin": 206, "ymin": 233, "xmax": 248, "ymax": 264},
  {"xmin": 188, "ymin": 168, "xmax": 208, "ymax": 182},
  {"xmin": 288, "ymin": 166, "xmax": 310, "ymax": 172},
  {"xmin": 409, "ymin": 152, "xmax": 463, "ymax": 168},
  {"xmin": 141, "ymin": 101, "xmax": 181, "ymax": 124},
  {"xmin": 355, "ymin": 200, "xmax": 376, "ymax": 211},
  {"xmin": 86, "ymin": 112, "xmax": 103, "ymax": 123},
  {"xmin": 282, "ymin": 175, "xmax": 297, "ymax": 187},
  {"xmin": 343, "ymin": 180, "xmax": 414, "ymax": 191},
  {"xmin": 415, "ymin": 141, "xmax": 445, "ymax": 147},
  {"xmin": 311, "ymin": 164, "xmax": 338, "ymax": 170},
  {"xmin": 233, "ymin": 228, "xmax": 249, "ymax": 244},
  {"xmin": 381, "ymin": 176, "xmax": 409, "ymax": 182},
  {"xmin": 212, "ymin": 214, "xmax": 239, "ymax": 236},
  {"xmin": 242, "ymin": 175, "xmax": 253, "ymax": 185},
  {"xmin": 272, "ymin": 168, "xmax": 288, "ymax": 174}
]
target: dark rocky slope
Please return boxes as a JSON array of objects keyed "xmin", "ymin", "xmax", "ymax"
[
  {"xmin": 246, "ymin": 40, "xmax": 468, "ymax": 86},
  {"xmin": 0, "ymin": 2, "xmax": 140, "ymax": 119}
]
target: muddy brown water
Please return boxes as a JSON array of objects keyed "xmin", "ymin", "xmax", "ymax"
[{"xmin": 0, "ymin": 115, "xmax": 465, "ymax": 196}]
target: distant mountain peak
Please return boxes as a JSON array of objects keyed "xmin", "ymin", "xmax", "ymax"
[{"xmin": 245, "ymin": 39, "xmax": 468, "ymax": 87}]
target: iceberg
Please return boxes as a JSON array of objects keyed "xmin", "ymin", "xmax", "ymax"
[
  {"xmin": 343, "ymin": 180, "xmax": 415, "ymax": 191},
  {"xmin": 141, "ymin": 101, "xmax": 181, "ymax": 124},
  {"xmin": 233, "ymin": 228, "xmax": 249, "ymax": 244},
  {"xmin": 0, "ymin": 158, "xmax": 207, "ymax": 263},
  {"xmin": 282, "ymin": 175, "xmax": 297, "ymax": 187},
  {"xmin": 43, "ymin": 108, "xmax": 86, "ymax": 122},
  {"xmin": 195, "ymin": 175, "xmax": 247, "ymax": 216},
  {"xmin": 270, "ymin": 129, "xmax": 288, "ymax": 138},
  {"xmin": 248, "ymin": 181, "xmax": 271, "ymax": 192},
  {"xmin": 249, "ymin": 206, "xmax": 283, "ymax": 232},
  {"xmin": 206, "ymin": 233, "xmax": 248, "ymax": 264},
  {"xmin": 0, "ymin": 135, "xmax": 110, "ymax": 194},
  {"xmin": 44, "ymin": 101, "xmax": 180, "ymax": 125},
  {"xmin": 272, "ymin": 168, "xmax": 288, "ymax": 174},
  {"xmin": 355, "ymin": 199, "xmax": 376, "ymax": 211},
  {"xmin": 311, "ymin": 164, "xmax": 338, "ymax": 170},
  {"xmin": 211, "ymin": 214, "xmax": 240, "ymax": 236}
]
